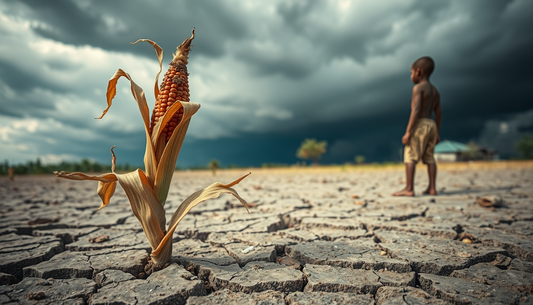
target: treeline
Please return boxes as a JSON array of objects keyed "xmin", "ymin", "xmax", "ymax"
[
  {"xmin": 182, "ymin": 163, "xmax": 248, "ymax": 171},
  {"xmin": 0, "ymin": 159, "xmax": 139, "ymax": 175}
]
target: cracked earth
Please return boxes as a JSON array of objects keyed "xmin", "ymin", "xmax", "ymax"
[{"xmin": 1, "ymin": 164, "xmax": 532, "ymax": 304}]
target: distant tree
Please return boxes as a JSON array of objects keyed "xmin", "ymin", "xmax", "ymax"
[
  {"xmin": 296, "ymin": 138, "xmax": 327, "ymax": 165},
  {"xmin": 81, "ymin": 159, "xmax": 92, "ymax": 172},
  {"xmin": 516, "ymin": 135, "xmax": 533, "ymax": 159},
  {"xmin": 209, "ymin": 159, "xmax": 220, "ymax": 175},
  {"xmin": 355, "ymin": 155, "xmax": 365, "ymax": 165},
  {"xmin": 464, "ymin": 141, "xmax": 480, "ymax": 161},
  {"xmin": 1, "ymin": 159, "xmax": 120, "ymax": 176},
  {"xmin": 93, "ymin": 162, "xmax": 103, "ymax": 173},
  {"xmin": 262, "ymin": 163, "xmax": 288, "ymax": 168},
  {"xmin": 1, "ymin": 160, "xmax": 8, "ymax": 175}
]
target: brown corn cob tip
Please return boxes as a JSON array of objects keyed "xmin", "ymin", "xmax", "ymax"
[{"xmin": 150, "ymin": 28, "xmax": 195, "ymax": 142}]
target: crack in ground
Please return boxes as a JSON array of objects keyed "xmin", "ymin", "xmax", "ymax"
[
  {"xmin": 402, "ymin": 294, "xmax": 412, "ymax": 305},
  {"xmin": 372, "ymin": 270, "xmax": 381, "ymax": 283}
]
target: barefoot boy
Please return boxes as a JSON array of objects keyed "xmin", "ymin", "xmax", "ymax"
[{"xmin": 393, "ymin": 56, "xmax": 441, "ymax": 197}]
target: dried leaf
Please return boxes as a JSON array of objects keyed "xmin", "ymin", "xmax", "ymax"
[
  {"xmin": 97, "ymin": 180, "xmax": 117, "ymax": 209},
  {"xmin": 101, "ymin": 69, "xmax": 158, "ymax": 189},
  {"xmin": 152, "ymin": 101, "xmax": 200, "ymax": 205},
  {"xmin": 151, "ymin": 173, "xmax": 251, "ymax": 258},
  {"xmin": 130, "ymin": 39, "xmax": 164, "ymax": 101},
  {"xmin": 53, "ymin": 171, "xmax": 117, "ymax": 183},
  {"xmin": 476, "ymin": 196, "xmax": 503, "ymax": 208},
  {"xmin": 115, "ymin": 169, "xmax": 165, "ymax": 250}
]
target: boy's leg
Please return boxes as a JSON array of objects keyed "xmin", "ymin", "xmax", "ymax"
[
  {"xmin": 422, "ymin": 121, "xmax": 438, "ymax": 195},
  {"xmin": 393, "ymin": 162, "xmax": 416, "ymax": 196},
  {"xmin": 423, "ymin": 163, "xmax": 437, "ymax": 195}
]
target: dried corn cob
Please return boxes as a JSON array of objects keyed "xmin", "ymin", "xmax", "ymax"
[{"xmin": 150, "ymin": 29, "xmax": 195, "ymax": 142}]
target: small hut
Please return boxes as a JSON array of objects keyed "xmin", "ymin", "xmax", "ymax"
[
  {"xmin": 434, "ymin": 141, "xmax": 468, "ymax": 162},
  {"xmin": 434, "ymin": 140, "xmax": 498, "ymax": 162}
]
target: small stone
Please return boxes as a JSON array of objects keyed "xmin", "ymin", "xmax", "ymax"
[
  {"xmin": 380, "ymin": 251, "xmax": 387, "ymax": 256},
  {"xmin": 276, "ymin": 256, "xmax": 301, "ymax": 269},
  {"xmin": 88, "ymin": 235, "xmax": 109, "ymax": 243},
  {"xmin": 27, "ymin": 291, "xmax": 45, "ymax": 300}
]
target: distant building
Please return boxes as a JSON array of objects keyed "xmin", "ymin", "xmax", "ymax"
[
  {"xmin": 434, "ymin": 141, "xmax": 467, "ymax": 162},
  {"xmin": 434, "ymin": 140, "xmax": 498, "ymax": 162}
]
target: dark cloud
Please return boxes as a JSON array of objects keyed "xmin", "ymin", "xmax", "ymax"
[
  {"xmin": 4, "ymin": 0, "xmax": 104, "ymax": 44},
  {"xmin": 3, "ymin": 0, "xmax": 247, "ymax": 60},
  {"xmin": 0, "ymin": 61, "xmax": 66, "ymax": 93},
  {"xmin": 478, "ymin": 109, "xmax": 533, "ymax": 157},
  {"xmin": 1, "ymin": 0, "xmax": 532, "ymax": 166}
]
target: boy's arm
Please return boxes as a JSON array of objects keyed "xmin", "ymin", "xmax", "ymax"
[
  {"xmin": 402, "ymin": 85, "xmax": 422, "ymax": 145},
  {"xmin": 434, "ymin": 91, "xmax": 442, "ymax": 143}
]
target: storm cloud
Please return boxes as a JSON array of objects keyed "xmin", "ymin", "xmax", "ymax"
[{"xmin": 1, "ymin": 0, "xmax": 532, "ymax": 167}]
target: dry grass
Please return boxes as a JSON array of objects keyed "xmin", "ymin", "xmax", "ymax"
[{"xmin": 174, "ymin": 160, "xmax": 533, "ymax": 177}]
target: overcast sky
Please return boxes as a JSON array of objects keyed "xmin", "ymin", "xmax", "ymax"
[{"xmin": 1, "ymin": 0, "xmax": 532, "ymax": 168}]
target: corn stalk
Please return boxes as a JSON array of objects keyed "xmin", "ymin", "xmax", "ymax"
[{"xmin": 54, "ymin": 29, "xmax": 250, "ymax": 266}]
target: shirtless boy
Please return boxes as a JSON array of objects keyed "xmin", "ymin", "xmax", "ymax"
[{"xmin": 393, "ymin": 56, "xmax": 441, "ymax": 197}]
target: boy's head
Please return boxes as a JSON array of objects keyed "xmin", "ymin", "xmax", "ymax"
[{"xmin": 411, "ymin": 56, "xmax": 435, "ymax": 83}]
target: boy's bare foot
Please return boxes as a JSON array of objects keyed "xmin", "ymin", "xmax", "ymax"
[
  {"xmin": 422, "ymin": 188, "xmax": 437, "ymax": 195},
  {"xmin": 392, "ymin": 189, "xmax": 414, "ymax": 197}
]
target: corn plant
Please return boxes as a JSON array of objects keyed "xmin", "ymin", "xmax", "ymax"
[{"xmin": 54, "ymin": 29, "xmax": 250, "ymax": 266}]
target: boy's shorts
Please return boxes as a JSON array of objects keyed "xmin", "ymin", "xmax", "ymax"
[{"xmin": 404, "ymin": 118, "xmax": 438, "ymax": 164}]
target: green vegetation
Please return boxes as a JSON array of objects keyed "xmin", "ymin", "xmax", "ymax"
[
  {"xmin": 0, "ymin": 159, "xmax": 139, "ymax": 175},
  {"xmin": 262, "ymin": 163, "xmax": 289, "ymax": 168},
  {"xmin": 516, "ymin": 135, "xmax": 533, "ymax": 159},
  {"xmin": 355, "ymin": 155, "xmax": 365, "ymax": 165},
  {"xmin": 296, "ymin": 138, "xmax": 328, "ymax": 165}
]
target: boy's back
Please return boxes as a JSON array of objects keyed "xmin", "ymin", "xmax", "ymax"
[{"xmin": 413, "ymin": 81, "xmax": 440, "ymax": 120}]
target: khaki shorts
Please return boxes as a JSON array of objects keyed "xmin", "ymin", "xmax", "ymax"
[{"xmin": 404, "ymin": 118, "xmax": 438, "ymax": 164}]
